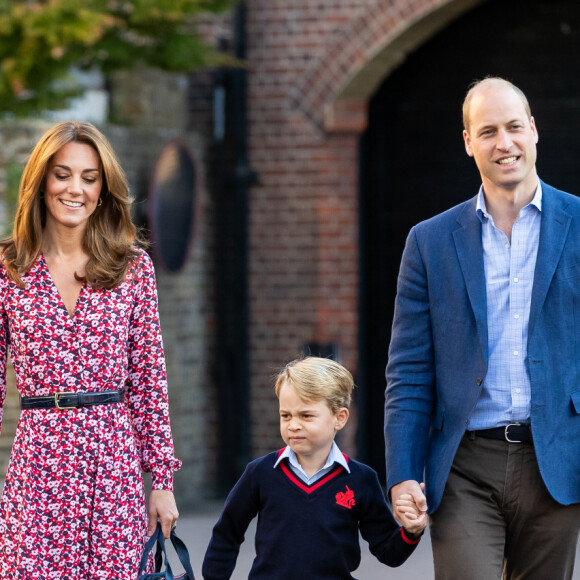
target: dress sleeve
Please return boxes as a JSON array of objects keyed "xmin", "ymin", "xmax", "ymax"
[{"xmin": 125, "ymin": 251, "xmax": 181, "ymax": 490}]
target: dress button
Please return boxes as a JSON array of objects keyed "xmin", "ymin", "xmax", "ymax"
[{"xmin": 476, "ymin": 378, "xmax": 483, "ymax": 386}]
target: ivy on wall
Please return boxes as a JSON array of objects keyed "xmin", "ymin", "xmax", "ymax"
[{"xmin": 0, "ymin": 0, "xmax": 232, "ymax": 115}]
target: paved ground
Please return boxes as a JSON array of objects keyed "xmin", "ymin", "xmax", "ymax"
[{"xmin": 163, "ymin": 503, "xmax": 580, "ymax": 579}]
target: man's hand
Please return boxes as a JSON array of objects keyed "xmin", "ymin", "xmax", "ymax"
[{"xmin": 147, "ymin": 489, "xmax": 179, "ymax": 538}]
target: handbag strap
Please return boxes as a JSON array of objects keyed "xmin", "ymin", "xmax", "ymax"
[
  {"xmin": 154, "ymin": 531, "xmax": 176, "ymax": 578},
  {"xmin": 167, "ymin": 528, "xmax": 196, "ymax": 579},
  {"xmin": 138, "ymin": 525, "xmax": 162, "ymax": 576},
  {"xmin": 140, "ymin": 522, "xmax": 195, "ymax": 579}
]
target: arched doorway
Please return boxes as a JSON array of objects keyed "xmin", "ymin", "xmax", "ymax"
[{"xmin": 359, "ymin": 0, "xmax": 580, "ymax": 478}]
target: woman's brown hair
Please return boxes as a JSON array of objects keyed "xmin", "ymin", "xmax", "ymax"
[{"xmin": 1, "ymin": 121, "xmax": 144, "ymax": 289}]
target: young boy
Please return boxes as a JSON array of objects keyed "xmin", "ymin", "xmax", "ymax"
[{"xmin": 202, "ymin": 357, "xmax": 426, "ymax": 579}]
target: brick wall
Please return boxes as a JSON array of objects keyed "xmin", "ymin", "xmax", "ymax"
[
  {"xmin": 243, "ymin": 0, "xmax": 480, "ymax": 459},
  {"xmin": 245, "ymin": 2, "xmax": 365, "ymax": 458}
]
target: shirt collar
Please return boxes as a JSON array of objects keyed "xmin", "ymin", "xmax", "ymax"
[
  {"xmin": 274, "ymin": 441, "xmax": 350, "ymax": 473},
  {"xmin": 476, "ymin": 178, "xmax": 542, "ymax": 223}
]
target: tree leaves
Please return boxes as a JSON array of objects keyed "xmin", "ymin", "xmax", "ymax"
[{"xmin": 0, "ymin": 0, "xmax": 232, "ymax": 115}]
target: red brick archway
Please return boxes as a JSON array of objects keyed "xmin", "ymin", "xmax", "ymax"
[{"xmin": 289, "ymin": 0, "xmax": 486, "ymax": 133}]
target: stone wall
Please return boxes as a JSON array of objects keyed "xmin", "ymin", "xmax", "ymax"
[{"xmin": 104, "ymin": 125, "xmax": 213, "ymax": 508}]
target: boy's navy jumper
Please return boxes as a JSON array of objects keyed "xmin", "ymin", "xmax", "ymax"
[{"xmin": 202, "ymin": 448, "xmax": 420, "ymax": 579}]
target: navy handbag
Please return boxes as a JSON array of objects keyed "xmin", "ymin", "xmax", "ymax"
[{"xmin": 138, "ymin": 522, "xmax": 195, "ymax": 580}]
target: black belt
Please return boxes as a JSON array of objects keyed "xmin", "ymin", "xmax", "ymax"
[
  {"xmin": 470, "ymin": 423, "xmax": 532, "ymax": 443},
  {"xmin": 20, "ymin": 390, "xmax": 124, "ymax": 410}
]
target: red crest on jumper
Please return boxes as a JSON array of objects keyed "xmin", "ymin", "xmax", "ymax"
[{"xmin": 335, "ymin": 485, "xmax": 356, "ymax": 509}]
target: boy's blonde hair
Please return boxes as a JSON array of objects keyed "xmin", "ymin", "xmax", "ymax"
[{"xmin": 274, "ymin": 357, "xmax": 354, "ymax": 413}]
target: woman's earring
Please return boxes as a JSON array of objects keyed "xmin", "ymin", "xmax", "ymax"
[{"xmin": 97, "ymin": 197, "xmax": 103, "ymax": 207}]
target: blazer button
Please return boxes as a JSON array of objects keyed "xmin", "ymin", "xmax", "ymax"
[{"xmin": 476, "ymin": 378, "xmax": 483, "ymax": 386}]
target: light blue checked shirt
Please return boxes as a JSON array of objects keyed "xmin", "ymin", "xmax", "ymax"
[{"xmin": 468, "ymin": 180, "xmax": 542, "ymax": 430}]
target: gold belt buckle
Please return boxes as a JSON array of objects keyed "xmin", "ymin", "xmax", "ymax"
[{"xmin": 54, "ymin": 392, "xmax": 75, "ymax": 410}]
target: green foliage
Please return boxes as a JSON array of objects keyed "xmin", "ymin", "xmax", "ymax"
[{"xmin": 0, "ymin": 0, "xmax": 233, "ymax": 115}]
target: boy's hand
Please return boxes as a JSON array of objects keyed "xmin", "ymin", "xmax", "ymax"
[{"xmin": 394, "ymin": 484, "xmax": 428, "ymax": 536}]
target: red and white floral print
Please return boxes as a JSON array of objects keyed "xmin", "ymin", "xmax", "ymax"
[{"xmin": 0, "ymin": 249, "xmax": 181, "ymax": 579}]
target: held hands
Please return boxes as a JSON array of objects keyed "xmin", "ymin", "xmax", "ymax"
[
  {"xmin": 395, "ymin": 493, "xmax": 428, "ymax": 536},
  {"xmin": 148, "ymin": 489, "xmax": 179, "ymax": 539},
  {"xmin": 392, "ymin": 480, "xmax": 428, "ymax": 536}
]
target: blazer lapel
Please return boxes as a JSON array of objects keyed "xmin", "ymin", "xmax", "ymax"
[
  {"xmin": 528, "ymin": 183, "xmax": 571, "ymax": 339},
  {"xmin": 453, "ymin": 198, "xmax": 489, "ymax": 364}
]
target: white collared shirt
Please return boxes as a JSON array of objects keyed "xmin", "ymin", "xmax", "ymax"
[{"xmin": 274, "ymin": 441, "xmax": 350, "ymax": 484}]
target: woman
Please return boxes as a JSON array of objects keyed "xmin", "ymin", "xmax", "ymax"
[{"xmin": 0, "ymin": 121, "xmax": 181, "ymax": 578}]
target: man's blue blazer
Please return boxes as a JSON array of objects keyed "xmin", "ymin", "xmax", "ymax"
[{"xmin": 385, "ymin": 181, "xmax": 580, "ymax": 514}]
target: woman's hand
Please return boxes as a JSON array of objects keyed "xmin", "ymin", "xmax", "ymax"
[{"xmin": 147, "ymin": 489, "xmax": 179, "ymax": 538}]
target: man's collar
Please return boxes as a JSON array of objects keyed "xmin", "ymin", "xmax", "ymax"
[{"xmin": 476, "ymin": 178, "xmax": 542, "ymax": 222}]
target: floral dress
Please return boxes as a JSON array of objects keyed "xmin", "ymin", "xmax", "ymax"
[{"xmin": 0, "ymin": 250, "xmax": 181, "ymax": 579}]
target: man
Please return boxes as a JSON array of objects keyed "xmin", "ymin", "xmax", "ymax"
[{"xmin": 384, "ymin": 77, "xmax": 580, "ymax": 579}]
